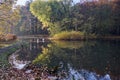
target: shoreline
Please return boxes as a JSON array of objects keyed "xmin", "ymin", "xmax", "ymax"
[{"xmin": 50, "ymin": 36, "xmax": 120, "ymax": 41}]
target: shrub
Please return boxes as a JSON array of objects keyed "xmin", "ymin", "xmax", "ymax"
[
  {"xmin": 0, "ymin": 34, "xmax": 5, "ymax": 41},
  {"xmin": 5, "ymin": 34, "xmax": 17, "ymax": 41},
  {"xmin": 52, "ymin": 31, "xmax": 85, "ymax": 40}
]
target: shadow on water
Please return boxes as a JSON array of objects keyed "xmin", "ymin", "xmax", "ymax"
[{"xmin": 4, "ymin": 38, "xmax": 120, "ymax": 79}]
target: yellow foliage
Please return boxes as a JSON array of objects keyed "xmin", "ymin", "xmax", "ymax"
[{"xmin": 52, "ymin": 31, "xmax": 85, "ymax": 40}]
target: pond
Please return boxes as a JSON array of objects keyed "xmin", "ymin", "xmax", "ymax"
[{"xmin": 0, "ymin": 38, "xmax": 120, "ymax": 80}]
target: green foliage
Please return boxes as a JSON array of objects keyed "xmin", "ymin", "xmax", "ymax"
[
  {"xmin": 81, "ymin": 17, "xmax": 95, "ymax": 36},
  {"xmin": 92, "ymin": 3, "xmax": 113, "ymax": 35},
  {"xmin": 30, "ymin": 0, "xmax": 98, "ymax": 36},
  {"xmin": 48, "ymin": 22, "xmax": 62, "ymax": 36},
  {"xmin": 30, "ymin": 0, "xmax": 51, "ymax": 27},
  {"xmin": 30, "ymin": 0, "xmax": 120, "ymax": 36}
]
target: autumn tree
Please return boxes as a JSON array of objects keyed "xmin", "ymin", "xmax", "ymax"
[{"xmin": 0, "ymin": 0, "xmax": 20, "ymax": 35}]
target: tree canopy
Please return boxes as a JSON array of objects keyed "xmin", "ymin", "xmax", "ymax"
[{"xmin": 30, "ymin": 0, "xmax": 120, "ymax": 36}]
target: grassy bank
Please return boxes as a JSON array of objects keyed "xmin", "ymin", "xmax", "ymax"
[
  {"xmin": 51, "ymin": 31, "xmax": 96, "ymax": 40},
  {"xmin": 0, "ymin": 43, "xmax": 20, "ymax": 68},
  {"xmin": 50, "ymin": 31, "xmax": 120, "ymax": 41}
]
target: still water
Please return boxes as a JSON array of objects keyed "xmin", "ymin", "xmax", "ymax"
[{"xmin": 1, "ymin": 38, "xmax": 120, "ymax": 80}]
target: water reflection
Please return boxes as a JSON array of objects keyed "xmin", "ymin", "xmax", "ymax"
[{"xmin": 10, "ymin": 39, "xmax": 120, "ymax": 79}]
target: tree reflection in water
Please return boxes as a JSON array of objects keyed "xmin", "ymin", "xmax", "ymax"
[{"xmin": 9, "ymin": 39, "xmax": 120, "ymax": 79}]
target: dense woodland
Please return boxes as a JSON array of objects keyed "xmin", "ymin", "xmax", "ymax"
[
  {"xmin": 0, "ymin": 0, "xmax": 120, "ymax": 40},
  {"xmin": 30, "ymin": 0, "xmax": 120, "ymax": 37}
]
